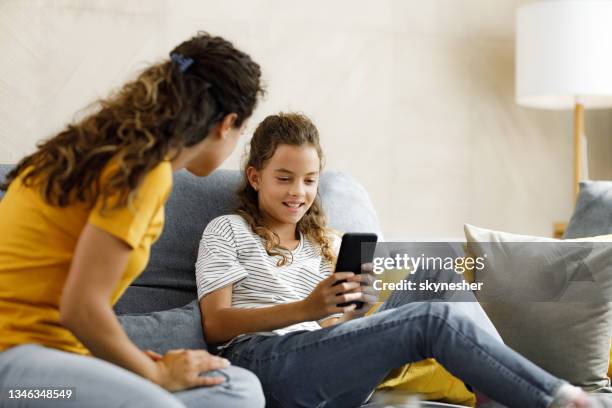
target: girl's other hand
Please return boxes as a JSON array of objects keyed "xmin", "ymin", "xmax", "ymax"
[{"xmin": 343, "ymin": 263, "xmax": 379, "ymax": 319}]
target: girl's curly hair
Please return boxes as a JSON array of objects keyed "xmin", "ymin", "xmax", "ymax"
[{"xmin": 237, "ymin": 113, "xmax": 335, "ymax": 267}]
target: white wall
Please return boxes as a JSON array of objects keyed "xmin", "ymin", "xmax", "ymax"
[{"xmin": 1, "ymin": 0, "xmax": 611, "ymax": 239}]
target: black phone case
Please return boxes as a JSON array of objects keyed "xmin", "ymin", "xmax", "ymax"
[{"xmin": 333, "ymin": 232, "xmax": 378, "ymax": 309}]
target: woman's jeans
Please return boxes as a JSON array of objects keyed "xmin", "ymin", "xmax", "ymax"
[
  {"xmin": 0, "ymin": 344, "xmax": 265, "ymax": 408},
  {"xmin": 221, "ymin": 286, "xmax": 565, "ymax": 408}
]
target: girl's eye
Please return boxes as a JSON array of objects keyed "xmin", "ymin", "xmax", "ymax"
[
  {"xmin": 305, "ymin": 179, "xmax": 317, "ymax": 184},
  {"xmin": 277, "ymin": 177, "xmax": 290, "ymax": 182}
]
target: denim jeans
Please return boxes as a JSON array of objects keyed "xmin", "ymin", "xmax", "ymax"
[
  {"xmin": 221, "ymin": 288, "xmax": 565, "ymax": 408},
  {"xmin": 0, "ymin": 344, "xmax": 265, "ymax": 408}
]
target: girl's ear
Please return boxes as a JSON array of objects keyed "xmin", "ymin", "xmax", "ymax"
[{"xmin": 246, "ymin": 166, "xmax": 260, "ymax": 191}]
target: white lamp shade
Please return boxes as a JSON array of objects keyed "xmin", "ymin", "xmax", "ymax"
[{"xmin": 516, "ymin": 0, "xmax": 612, "ymax": 110}]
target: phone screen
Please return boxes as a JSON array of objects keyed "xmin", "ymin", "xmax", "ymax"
[{"xmin": 334, "ymin": 233, "xmax": 378, "ymax": 308}]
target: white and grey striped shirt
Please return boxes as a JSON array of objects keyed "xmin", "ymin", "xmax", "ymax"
[{"xmin": 195, "ymin": 214, "xmax": 338, "ymax": 345}]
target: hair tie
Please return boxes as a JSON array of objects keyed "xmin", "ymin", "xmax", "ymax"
[{"xmin": 170, "ymin": 52, "xmax": 194, "ymax": 73}]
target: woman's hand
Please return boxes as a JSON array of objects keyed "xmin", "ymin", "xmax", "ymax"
[
  {"xmin": 299, "ymin": 272, "xmax": 364, "ymax": 321},
  {"xmin": 153, "ymin": 349, "xmax": 230, "ymax": 391}
]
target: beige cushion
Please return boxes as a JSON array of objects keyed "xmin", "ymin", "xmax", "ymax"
[{"xmin": 464, "ymin": 224, "xmax": 612, "ymax": 391}]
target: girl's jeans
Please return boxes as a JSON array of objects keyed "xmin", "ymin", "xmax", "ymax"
[{"xmin": 221, "ymin": 286, "xmax": 564, "ymax": 408}]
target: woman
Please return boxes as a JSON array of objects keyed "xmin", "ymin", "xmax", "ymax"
[{"xmin": 0, "ymin": 32, "xmax": 265, "ymax": 407}]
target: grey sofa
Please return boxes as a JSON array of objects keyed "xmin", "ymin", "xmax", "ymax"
[
  {"xmin": 4, "ymin": 163, "xmax": 612, "ymax": 407},
  {"xmin": 111, "ymin": 168, "xmax": 386, "ymax": 357},
  {"xmin": 2, "ymin": 165, "xmax": 432, "ymax": 406},
  {"xmin": 113, "ymin": 168, "xmax": 383, "ymax": 315},
  {"xmin": 0, "ymin": 164, "xmax": 472, "ymax": 407}
]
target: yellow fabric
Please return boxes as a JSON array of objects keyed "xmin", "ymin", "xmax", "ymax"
[
  {"xmin": 366, "ymin": 303, "xmax": 476, "ymax": 407},
  {"xmin": 0, "ymin": 161, "xmax": 172, "ymax": 355},
  {"xmin": 377, "ymin": 359, "xmax": 476, "ymax": 407},
  {"xmin": 609, "ymin": 341, "xmax": 612, "ymax": 379}
]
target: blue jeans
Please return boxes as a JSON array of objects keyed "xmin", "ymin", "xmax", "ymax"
[
  {"xmin": 0, "ymin": 344, "xmax": 265, "ymax": 407},
  {"xmin": 221, "ymin": 290, "xmax": 564, "ymax": 408}
]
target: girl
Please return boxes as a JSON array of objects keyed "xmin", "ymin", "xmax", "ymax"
[
  {"xmin": 0, "ymin": 33, "xmax": 265, "ymax": 408},
  {"xmin": 196, "ymin": 112, "xmax": 607, "ymax": 408}
]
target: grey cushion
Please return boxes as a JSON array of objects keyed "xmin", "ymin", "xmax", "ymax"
[
  {"xmin": 114, "ymin": 169, "xmax": 242, "ymax": 314},
  {"xmin": 117, "ymin": 300, "xmax": 207, "ymax": 353},
  {"xmin": 564, "ymin": 181, "xmax": 612, "ymax": 239},
  {"xmin": 114, "ymin": 169, "xmax": 382, "ymax": 314},
  {"xmin": 465, "ymin": 224, "xmax": 612, "ymax": 391}
]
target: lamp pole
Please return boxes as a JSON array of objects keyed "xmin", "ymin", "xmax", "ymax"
[{"xmin": 573, "ymin": 101, "xmax": 584, "ymax": 202}]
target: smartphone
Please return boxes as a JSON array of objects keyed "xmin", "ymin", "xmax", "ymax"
[{"xmin": 333, "ymin": 232, "xmax": 378, "ymax": 309}]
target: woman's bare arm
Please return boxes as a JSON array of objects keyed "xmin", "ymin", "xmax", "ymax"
[
  {"xmin": 60, "ymin": 224, "xmax": 228, "ymax": 390},
  {"xmin": 60, "ymin": 223, "xmax": 160, "ymax": 381}
]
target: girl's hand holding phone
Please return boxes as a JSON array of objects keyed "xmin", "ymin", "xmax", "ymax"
[{"xmin": 299, "ymin": 272, "xmax": 364, "ymax": 320}]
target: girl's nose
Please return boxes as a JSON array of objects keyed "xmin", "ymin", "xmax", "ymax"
[{"xmin": 289, "ymin": 182, "xmax": 305, "ymax": 197}]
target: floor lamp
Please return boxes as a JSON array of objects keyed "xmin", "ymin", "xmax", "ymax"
[{"xmin": 516, "ymin": 0, "xmax": 612, "ymax": 210}]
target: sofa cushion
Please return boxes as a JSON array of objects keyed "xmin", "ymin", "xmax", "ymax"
[
  {"xmin": 117, "ymin": 300, "xmax": 207, "ymax": 354},
  {"xmin": 465, "ymin": 224, "xmax": 612, "ymax": 391},
  {"xmin": 115, "ymin": 169, "xmax": 382, "ymax": 314},
  {"xmin": 563, "ymin": 180, "xmax": 612, "ymax": 381},
  {"xmin": 564, "ymin": 181, "xmax": 612, "ymax": 239}
]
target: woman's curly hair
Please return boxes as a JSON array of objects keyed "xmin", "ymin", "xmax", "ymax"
[
  {"xmin": 1, "ymin": 32, "xmax": 264, "ymax": 212},
  {"xmin": 237, "ymin": 113, "xmax": 336, "ymax": 267}
]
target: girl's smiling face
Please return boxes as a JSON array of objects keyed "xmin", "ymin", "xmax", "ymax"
[{"xmin": 247, "ymin": 143, "xmax": 320, "ymax": 229}]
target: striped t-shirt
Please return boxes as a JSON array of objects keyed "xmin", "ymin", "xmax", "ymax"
[{"xmin": 196, "ymin": 214, "xmax": 338, "ymax": 344}]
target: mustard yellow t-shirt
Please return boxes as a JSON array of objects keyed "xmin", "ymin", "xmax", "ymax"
[{"xmin": 0, "ymin": 161, "xmax": 173, "ymax": 355}]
